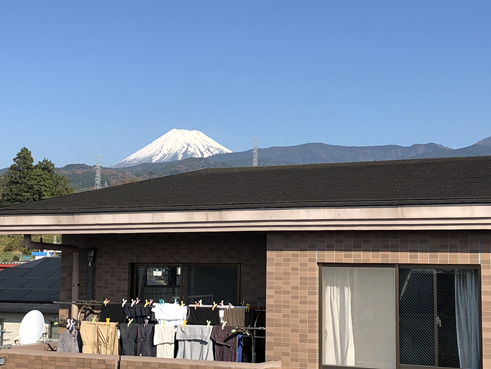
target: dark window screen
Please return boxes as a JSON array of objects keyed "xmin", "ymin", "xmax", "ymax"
[
  {"xmin": 136, "ymin": 266, "xmax": 180, "ymax": 302},
  {"xmin": 185, "ymin": 266, "xmax": 238, "ymax": 305},
  {"xmin": 134, "ymin": 265, "xmax": 239, "ymax": 305}
]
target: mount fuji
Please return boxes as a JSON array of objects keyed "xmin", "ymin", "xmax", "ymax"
[{"xmin": 112, "ymin": 129, "xmax": 232, "ymax": 168}]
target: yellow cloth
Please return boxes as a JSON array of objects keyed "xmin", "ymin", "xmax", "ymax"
[{"xmin": 80, "ymin": 321, "xmax": 119, "ymax": 355}]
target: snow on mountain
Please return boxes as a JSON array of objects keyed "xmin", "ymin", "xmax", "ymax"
[{"xmin": 111, "ymin": 129, "xmax": 232, "ymax": 168}]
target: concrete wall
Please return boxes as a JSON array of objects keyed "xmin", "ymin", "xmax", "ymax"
[{"xmin": 266, "ymin": 230, "xmax": 490, "ymax": 369}]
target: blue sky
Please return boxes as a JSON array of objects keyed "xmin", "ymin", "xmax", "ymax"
[{"xmin": 1, "ymin": 1, "xmax": 490, "ymax": 169}]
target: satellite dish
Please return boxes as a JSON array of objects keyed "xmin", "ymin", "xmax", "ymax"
[{"xmin": 19, "ymin": 310, "xmax": 45, "ymax": 344}]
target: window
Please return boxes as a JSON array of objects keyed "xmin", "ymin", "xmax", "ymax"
[
  {"xmin": 133, "ymin": 264, "xmax": 240, "ymax": 305},
  {"xmin": 399, "ymin": 268, "xmax": 480, "ymax": 368},
  {"xmin": 49, "ymin": 321, "xmax": 59, "ymax": 340},
  {"xmin": 321, "ymin": 265, "xmax": 481, "ymax": 369}
]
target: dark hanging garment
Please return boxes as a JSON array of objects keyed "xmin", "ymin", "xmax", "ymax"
[
  {"xmin": 100, "ymin": 303, "xmax": 126, "ymax": 323},
  {"xmin": 211, "ymin": 325, "xmax": 238, "ymax": 362},
  {"xmin": 135, "ymin": 304, "xmax": 151, "ymax": 324},
  {"xmin": 119, "ymin": 323, "xmax": 138, "ymax": 355},
  {"xmin": 136, "ymin": 323, "xmax": 156, "ymax": 357},
  {"xmin": 187, "ymin": 306, "xmax": 220, "ymax": 325},
  {"xmin": 244, "ymin": 309, "xmax": 256, "ymax": 327},
  {"xmin": 124, "ymin": 303, "xmax": 136, "ymax": 320}
]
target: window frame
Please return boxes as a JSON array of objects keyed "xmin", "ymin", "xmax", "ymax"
[
  {"xmin": 130, "ymin": 262, "xmax": 242, "ymax": 305},
  {"xmin": 318, "ymin": 263, "xmax": 482, "ymax": 369}
]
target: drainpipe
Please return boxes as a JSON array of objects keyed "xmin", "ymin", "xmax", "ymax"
[
  {"xmin": 86, "ymin": 248, "xmax": 97, "ymax": 301},
  {"xmin": 24, "ymin": 235, "xmax": 80, "ymax": 320}
]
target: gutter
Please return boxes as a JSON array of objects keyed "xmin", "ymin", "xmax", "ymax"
[{"xmin": 23, "ymin": 235, "xmax": 80, "ymax": 320}]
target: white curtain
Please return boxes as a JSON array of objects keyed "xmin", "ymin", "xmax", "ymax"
[
  {"xmin": 322, "ymin": 267, "xmax": 396, "ymax": 368},
  {"xmin": 455, "ymin": 269, "xmax": 480, "ymax": 369},
  {"xmin": 322, "ymin": 268, "xmax": 355, "ymax": 366}
]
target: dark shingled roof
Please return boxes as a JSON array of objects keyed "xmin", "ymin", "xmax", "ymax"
[
  {"xmin": 0, "ymin": 257, "xmax": 60, "ymax": 303},
  {"xmin": 1, "ymin": 156, "xmax": 491, "ymax": 215}
]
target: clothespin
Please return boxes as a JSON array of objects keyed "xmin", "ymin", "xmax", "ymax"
[
  {"xmin": 220, "ymin": 300, "xmax": 224, "ymax": 308},
  {"xmin": 135, "ymin": 297, "xmax": 140, "ymax": 305},
  {"xmin": 122, "ymin": 299, "xmax": 127, "ymax": 307},
  {"xmin": 127, "ymin": 318, "xmax": 133, "ymax": 327},
  {"xmin": 91, "ymin": 316, "xmax": 97, "ymax": 324},
  {"xmin": 222, "ymin": 321, "xmax": 227, "ymax": 330},
  {"xmin": 182, "ymin": 320, "xmax": 187, "ymax": 328},
  {"xmin": 159, "ymin": 299, "xmax": 163, "ymax": 304},
  {"xmin": 206, "ymin": 320, "xmax": 211, "ymax": 328},
  {"xmin": 180, "ymin": 301, "xmax": 185, "ymax": 307},
  {"xmin": 149, "ymin": 299, "xmax": 153, "ymax": 306},
  {"xmin": 228, "ymin": 303, "xmax": 233, "ymax": 310},
  {"xmin": 198, "ymin": 299, "xmax": 202, "ymax": 306},
  {"xmin": 246, "ymin": 303, "xmax": 250, "ymax": 312},
  {"xmin": 144, "ymin": 299, "xmax": 149, "ymax": 308},
  {"xmin": 131, "ymin": 299, "xmax": 136, "ymax": 307},
  {"xmin": 212, "ymin": 302, "xmax": 217, "ymax": 310},
  {"xmin": 104, "ymin": 298, "xmax": 110, "ymax": 306},
  {"xmin": 175, "ymin": 299, "xmax": 178, "ymax": 305},
  {"xmin": 162, "ymin": 321, "xmax": 166, "ymax": 327},
  {"xmin": 194, "ymin": 301, "xmax": 198, "ymax": 310},
  {"xmin": 106, "ymin": 318, "xmax": 110, "ymax": 326}
]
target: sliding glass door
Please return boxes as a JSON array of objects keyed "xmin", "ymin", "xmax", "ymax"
[
  {"xmin": 321, "ymin": 265, "xmax": 481, "ymax": 369},
  {"xmin": 399, "ymin": 268, "xmax": 480, "ymax": 369},
  {"xmin": 321, "ymin": 267, "xmax": 397, "ymax": 368}
]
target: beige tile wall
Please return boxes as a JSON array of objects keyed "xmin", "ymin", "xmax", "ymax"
[{"xmin": 266, "ymin": 230, "xmax": 491, "ymax": 369}]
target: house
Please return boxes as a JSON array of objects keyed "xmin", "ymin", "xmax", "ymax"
[
  {"xmin": 0, "ymin": 156, "xmax": 490, "ymax": 369},
  {"xmin": 0, "ymin": 257, "xmax": 60, "ymax": 346}
]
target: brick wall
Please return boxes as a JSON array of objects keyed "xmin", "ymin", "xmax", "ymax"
[
  {"xmin": 266, "ymin": 230, "xmax": 491, "ymax": 369},
  {"xmin": 120, "ymin": 356, "xmax": 281, "ymax": 368},
  {"xmin": 0, "ymin": 348, "xmax": 118, "ymax": 369},
  {"xmin": 61, "ymin": 232, "xmax": 267, "ymax": 308},
  {"xmin": 0, "ymin": 347, "xmax": 281, "ymax": 369}
]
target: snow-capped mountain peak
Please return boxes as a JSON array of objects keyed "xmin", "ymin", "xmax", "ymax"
[{"xmin": 112, "ymin": 129, "xmax": 232, "ymax": 168}]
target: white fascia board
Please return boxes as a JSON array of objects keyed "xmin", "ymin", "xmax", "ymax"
[{"xmin": 0, "ymin": 204, "xmax": 491, "ymax": 234}]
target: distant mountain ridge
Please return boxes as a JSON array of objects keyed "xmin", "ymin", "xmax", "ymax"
[
  {"xmin": 209, "ymin": 142, "xmax": 450, "ymax": 165},
  {"xmin": 2, "ymin": 135, "xmax": 491, "ymax": 192}
]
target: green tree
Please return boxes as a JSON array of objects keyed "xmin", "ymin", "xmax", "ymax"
[{"xmin": 0, "ymin": 147, "xmax": 74, "ymax": 207}]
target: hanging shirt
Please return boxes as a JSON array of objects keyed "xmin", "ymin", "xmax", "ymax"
[
  {"xmin": 223, "ymin": 308, "xmax": 246, "ymax": 327},
  {"xmin": 97, "ymin": 322, "xmax": 119, "ymax": 355},
  {"xmin": 136, "ymin": 323, "xmax": 155, "ymax": 357},
  {"xmin": 119, "ymin": 323, "xmax": 138, "ymax": 356},
  {"xmin": 80, "ymin": 321, "xmax": 119, "ymax": 355},
  {"xmin": 57, "ymin": 329, "xmax": 79, "ymax": 353},
  {"xmin": 187, "ymin": 306, "xmax": 220, "ymax": 326},
  {"xmin": 211, "ymin": 325, "xmax": 238, "ymax": 362},
  {"xmin": 100, "ymin": 303, "xmax": 126, "ymax": 323},
  {"xmin": 154, "ymin": 324, "xmax": 176, "ymax": 358},
  {"xmin": 153, "ymin": 303, "xmax": 187, "ymax": 326},
  {"xmin": 237, "ymin": 334, "xmax": 243, "ymax": 362},
  {"xmin": 176, "ymin": 325, "xmax": 214, "ymax": 361}
]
